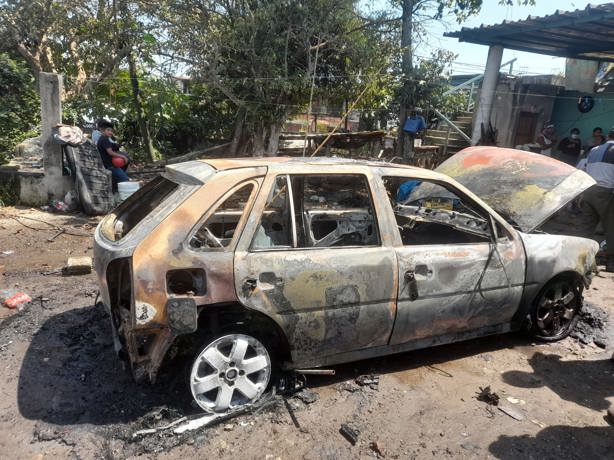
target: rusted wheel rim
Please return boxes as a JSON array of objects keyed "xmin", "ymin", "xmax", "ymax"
[
  {"xmin": 190, "ymin": 334, "xmax": 271, "ymax": 413},
  {"xmin": 535, "ymin": 282, "xmax": 576, "ymax": 337}
]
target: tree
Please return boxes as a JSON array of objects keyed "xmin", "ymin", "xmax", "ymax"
[
  {"xmin": 0, "ymin": 0, "xmax": 165, "ymax": 160},
  {"xmin": 159, "ymin": 0, "xmax": 395, "ymax": 156},
  {"xmin": 0, "ymin": 0, "xmax": 131, "ymax": 96},
  {"xmin": 392, "ymin": 0, "xmax": 536, "ymax": 157}
]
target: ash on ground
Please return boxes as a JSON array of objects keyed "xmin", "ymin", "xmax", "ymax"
[{"xmin": 571, "ymin": 302, "xmax": 610, "ymax": 348}]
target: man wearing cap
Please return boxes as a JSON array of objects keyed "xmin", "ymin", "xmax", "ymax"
[{"xmin": 577, "ymin": 128, "xmax": 614, "ymax": 271}]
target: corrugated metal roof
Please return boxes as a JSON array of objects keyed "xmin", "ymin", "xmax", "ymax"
[{"xmin": 445, "ymin": 3, "xmax": 614, "ymax": 62}]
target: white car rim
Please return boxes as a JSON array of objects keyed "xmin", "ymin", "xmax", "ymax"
[{"xmin": 190, "ymin": 334, "xmax": 271, "ymax": 413}]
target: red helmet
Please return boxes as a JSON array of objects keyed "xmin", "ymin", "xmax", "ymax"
[{"xmin": 112, "ymin": 156, "xmax": 127, "ymax": 168}]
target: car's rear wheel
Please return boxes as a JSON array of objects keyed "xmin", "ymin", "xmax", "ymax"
[
  {"xmin": 530, "ymin": 277, "xmax": 582, "ymax": 342},
  {"xmin": 189, "ymin": 333, "xmax": 272, "ymax": 414}
]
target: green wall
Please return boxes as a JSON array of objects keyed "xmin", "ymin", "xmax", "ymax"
[{"xmin": 551, "ymin": 90, "xmax": 614, "ymax": 144}]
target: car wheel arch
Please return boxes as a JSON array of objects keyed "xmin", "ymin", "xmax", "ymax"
[{"xmin": 193, "ymin": 302, "xmax": 293, "ymax": 365}]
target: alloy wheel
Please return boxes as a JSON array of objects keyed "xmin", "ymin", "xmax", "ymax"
[{"xmin": 190, "ymin": 334, "xmax": 271, "ymax": 413}]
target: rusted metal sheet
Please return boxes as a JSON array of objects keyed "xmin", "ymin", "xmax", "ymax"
[{"xmin": 435, "ymin": 147, "xmax": 596, "ymax": 232}]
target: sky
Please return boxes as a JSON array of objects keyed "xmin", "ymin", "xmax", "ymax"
[{"xmin": 366, "ymin": 0, "xmax": 614, "ymax": 77}]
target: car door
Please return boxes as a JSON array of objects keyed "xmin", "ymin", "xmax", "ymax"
[
  {"xmin": 378, "ymin": 173, "xmax": 525, "ymax": 345},
  {"xmin": 235, "ymin": 170, "xmax": 397, "ymax": 364}
]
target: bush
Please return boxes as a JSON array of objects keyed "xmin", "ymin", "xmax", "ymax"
[{"xmin": 0, "ymin": 54, "xmax": 40, "ymax": 164}]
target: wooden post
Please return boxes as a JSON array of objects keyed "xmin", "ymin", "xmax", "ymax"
[{"xmin": 40, "ymin": 72, "xmax": 71, "ymax": 201}]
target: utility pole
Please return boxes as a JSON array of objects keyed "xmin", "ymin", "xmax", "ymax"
[{"xmin": 397, "ymin": 0, "xmax": 415, "ymax": 161}]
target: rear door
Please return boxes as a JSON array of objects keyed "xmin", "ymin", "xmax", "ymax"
[
  {"xmin": 379, "ymin": 173, "xmax": 525, "ymax": 345},
  {"xmin": 235, "ymin": 170, "xmax": 397, "ymax": 364}
]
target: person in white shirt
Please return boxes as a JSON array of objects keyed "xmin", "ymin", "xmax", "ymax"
[
  {"xmin": 577, "ymin": 129, "xmax": 614, "ymax": 271},
  {"xmin": 536, "ymin": 124, "xmax": 557, "ymax": 157}
]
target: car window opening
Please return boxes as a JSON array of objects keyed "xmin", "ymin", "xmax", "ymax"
[
  {"xmin": 100, "ymin": 176, "xmax": 180, "ymax": 241},
  {"xmin": 190, "ymin": 183, "xmax": 255, "ymax": 250},
  {"xmin": 383, "ymin": 176, "xmax": 492, "ymax": 245},
  {"xmin": 252, "ymin": 174, "xmax": 380, "ymax": 250}
]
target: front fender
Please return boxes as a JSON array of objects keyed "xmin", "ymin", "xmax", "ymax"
[{"xmin": 513, "ymin": 233, "xmax": 598, "ymax": 326}]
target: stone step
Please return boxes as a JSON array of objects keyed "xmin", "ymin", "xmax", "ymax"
[
  {"xmin": 423, "ymin": 141, "xmax": 470, "ymax": 151},
  {"xmin": 425, "ymin": 132, "xmax": 470, "ymax": 142},
  {"xmin": 424, "ymin": 136, "xmax": 470, "ymax": 144},
  {"xmin": 455, "ymin": 116, "xmax": 473, "ymax": 123},
  {"xmin": 427, "ymin": 128, "xmax": 469, "ymax": 136}
]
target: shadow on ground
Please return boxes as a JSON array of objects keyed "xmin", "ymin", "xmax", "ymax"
[
  {"xmin": 295, "ymin": 332, "xmax": 529, "ymax": 388},
  {"xmin": 17, "ymin": 303, "xmax": 188, "ymax": 426},
  {"xmin": 17, "ymin": 301, "xmax": 529, "ymax": 426},
  {"xmin": 489, "ymin": 425, "xmax": 614, "ymax": 459},
  {"xmin": 501, "ymin": 351, "xmax": 614, "ymax": 412}
]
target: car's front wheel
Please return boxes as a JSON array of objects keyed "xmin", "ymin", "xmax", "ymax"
[
  {"xmin": 189, "ymin": 333, "xmax": 272, "ymax": 413},
  {"xmin": 530, "ymin": 277, "xmax": 582, "ymax": 342}
]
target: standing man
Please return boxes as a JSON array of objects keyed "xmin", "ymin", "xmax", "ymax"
[
  {"xmin": 557, "ymin": 128, "xmax": 582, "ymax": 165},
  {"xmin": 96, "ymin": 120, "xmax": 130, "ymax": 186},
  {"xmin": 402, "ymin": 107, "xmax": 427, "ymax": 159},
  {"xmin": 577, "ymin": 128, "xmax": 614, "ymax": 272},
  {"xmin": 536, "ymin": 123, "xmax": 557, "ymax": 157}
]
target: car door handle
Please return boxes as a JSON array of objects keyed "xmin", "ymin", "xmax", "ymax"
[{"xmin": 404, "ymin": 270, "xmax": 419, "ymax": 301}]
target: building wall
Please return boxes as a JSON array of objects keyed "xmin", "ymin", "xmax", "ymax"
[
  {"xmin": 565, "ymin": 59, "xmax": 598, "ymax": 93},
  {"xmin": 551, "ymin": 90, "xmax": 614, "ymax": 145},
  {"xmin": 483, "ymin": 76, "xmax": 558, "ymax": 147}
]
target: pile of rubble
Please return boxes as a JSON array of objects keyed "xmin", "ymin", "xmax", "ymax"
[{"xmin": 570, "ymin": 302, "xmax": 610, "ymax": 348}]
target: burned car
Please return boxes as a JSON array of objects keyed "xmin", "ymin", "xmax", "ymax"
[{"xmin": 94, "ymin": 147, "xmax": 598, "ymax": 414}]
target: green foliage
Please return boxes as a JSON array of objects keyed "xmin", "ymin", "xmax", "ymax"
[
  {"xmin": 0, "ymin": 53, "xmax": 39, "ymax": 164},
  {"xmin": 0, "ymin": 174, "xmax": 19, "ymax": 206},
  {"xmin": 64, "ymin": 71, "xmax": 236, "ymax": 161},
  {"xmin": 161, "ymin": 0, "xmax": 397, "ymax": 152}
]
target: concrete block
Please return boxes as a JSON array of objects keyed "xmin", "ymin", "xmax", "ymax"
[{"xmin": 63, "ymin": 256, "xmax": 92, "ymax": 276}]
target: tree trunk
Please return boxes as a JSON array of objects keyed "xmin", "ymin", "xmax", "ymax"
[
  {"xmin": 230, "ymin": 107, "xmax": 247, "ymax": 156},
  {"xmin": 230, "ymin": 109, "xmax": 284, "ymax": 157},
  {"xmin": 397, "ymin": 0, "xmax": 415, "ymax": 160},
  {"xmin": 127, "ymin": 52, "xmax": 159, "ymax": 162},
  {"xmin": 266, "ymin": 122, "xmax": 283, "ymax": 156}
]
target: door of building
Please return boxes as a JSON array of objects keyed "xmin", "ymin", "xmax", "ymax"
[{"xmin": 514, "ymin": 112, "xmax": 539, "ymax": 146}]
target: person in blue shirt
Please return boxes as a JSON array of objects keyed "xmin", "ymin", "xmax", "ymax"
[
  {"xmin": 96, "ymin": 120, "xmax": 130, "ymax": 186},
  {"xmin": 402, "ymin": 108, "xmax": 427, "ymax": 138}
]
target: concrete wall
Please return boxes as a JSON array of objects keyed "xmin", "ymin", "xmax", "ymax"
[
  {"xmin": 0, "ymin": 169, "xmax": 47, "ymax": 206},
  {"xmin": 565, "ymin": 59, "xmax": 599, "ymax": 93},
  {"xmin": 484, "ymin": 76, "xmax": 559, "ymax": 147},
  {"xmin": 551, "ymin": 90, "xmax": 614, "ymax": 144}
]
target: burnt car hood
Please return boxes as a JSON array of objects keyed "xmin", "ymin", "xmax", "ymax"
[{"xmin": 435, "ymin": 146, "xmax": 596, "ymax": 232}]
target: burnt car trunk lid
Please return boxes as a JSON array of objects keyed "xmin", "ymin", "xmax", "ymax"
[{"xmin": 435, "ymin": 147, "xmax": 596, "ymax": 232}]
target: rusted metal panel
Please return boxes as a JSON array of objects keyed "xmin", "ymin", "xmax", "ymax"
[
  {"xmin": 390, "ymin": 240, "xmax": 525, "ymax": 344},
  {"xmin": 234, "ymin": 168, "xmax": 398, "ymax": 364},
  {"xmin": 131, "ymin": 168, "xmax": 266, "ymax": 328},
  {"xmin": 435, "ymin": 147, "xmax": 596, "ymax": 232}
]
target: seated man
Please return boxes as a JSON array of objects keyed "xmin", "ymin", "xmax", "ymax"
[{"xmin": 96, "ymin": 120, "xmax": 130, "ymax": 186}]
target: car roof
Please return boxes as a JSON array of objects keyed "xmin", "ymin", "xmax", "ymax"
[
  {"xmin": 165, "ymin": 156, "xmax": 449, "ymax": 184},
  {"xmin": 198, "ymin": 156, "xmax": 424, "ymax": 171}
]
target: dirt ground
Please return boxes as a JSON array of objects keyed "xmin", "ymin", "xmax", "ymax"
[{"xmin": 0, "ymin": 207, "xmax": 613, "ymax": 460}]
